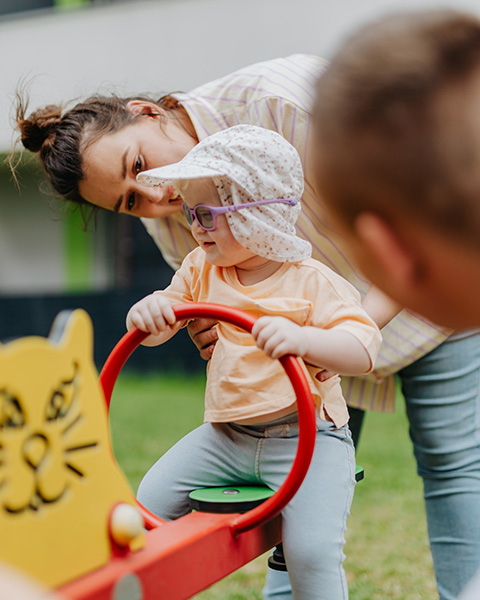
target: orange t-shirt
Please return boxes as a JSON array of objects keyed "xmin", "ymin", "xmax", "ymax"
[{"xmin": 157, "ymin": 247, "xmax": 382, "ymax": 427}]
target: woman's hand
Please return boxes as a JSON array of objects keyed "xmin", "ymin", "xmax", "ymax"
[
  {"xmin": 187, "ymin": 318, "xmax": 218, "ymax": 360},
  {"xmin": 315, "ymin": 368, "xmax": 337, "ymax": 382}
]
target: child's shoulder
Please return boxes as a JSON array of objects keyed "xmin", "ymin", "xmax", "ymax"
[
  {"xmin": 181, "ymin": 246, "xmax": 206, "ymax": 267},
  {"xmin": 295, "ymin": 257, "xmax": 343, "ymax": 278},
  {"xmin": 292, "ymin": 258, "xmax": 361, "ymax": 298},
  {"xmin": 175, "ymin": 247, "xmax": 210, "ymax": 281}
]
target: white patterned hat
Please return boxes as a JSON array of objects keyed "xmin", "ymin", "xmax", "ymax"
[{"xmin": 137, "ymin": 125, "xmax": 312, "ymax": 262}]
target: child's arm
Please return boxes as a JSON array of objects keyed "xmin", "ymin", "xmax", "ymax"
[
  {"xmin": 252, "ymin": 316, "xmax": 372, "ymax": 376},
  {"xmin": 362, "ymin": 285, "xmax": 402, "ymax": 329},
  {"xmin": 126, "ymin": 293, "xmax": 182, "ymax": 347}
]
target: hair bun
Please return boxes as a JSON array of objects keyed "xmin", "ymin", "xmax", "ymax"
[{"xmin": 18, "ymin": 105, "xmax": 62, "ymax": 153}]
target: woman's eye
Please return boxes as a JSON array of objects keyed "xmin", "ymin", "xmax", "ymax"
[
  {"xmin": 127, "ymin": 193, "xmax": 135, "ymax": 211},
  {"xmin": 134, "ymin": 156, "xmax": 142, "ymax": 174}
]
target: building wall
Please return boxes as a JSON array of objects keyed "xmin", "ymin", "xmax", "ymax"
[
  {"xmin": 0, "ymin": 158, "xmax": 64, "ymax": 294},
  {"xmin": 3, "ymin": 0, "xmax": 480, "ymax": 152},
  {"xmin": 0, "ymin": 156, "xmax": 114, "ymax": 295}
]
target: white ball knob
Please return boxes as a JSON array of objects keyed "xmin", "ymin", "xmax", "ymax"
[{"xmin": 110, "ymin": 503, "xmax": 144, "ymax": 546}]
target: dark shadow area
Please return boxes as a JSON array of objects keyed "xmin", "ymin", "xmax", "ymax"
[{"xmin": 0, "ymin": 288, "xmax": 206, "ymax": 374}]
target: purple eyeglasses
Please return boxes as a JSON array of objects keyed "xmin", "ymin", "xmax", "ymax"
[{"xmin": 182, "ymin": 198, "xmax": 300, "ymax": 231}]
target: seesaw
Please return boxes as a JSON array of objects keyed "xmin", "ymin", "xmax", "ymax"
[{"xmin": 0, "ymin": 304, "xmax": 318, "ymax": 599}]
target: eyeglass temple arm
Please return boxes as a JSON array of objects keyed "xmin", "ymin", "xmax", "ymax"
[{"xmin": 225, "ymin": 198, "xmax": 300, "ymax": 211}]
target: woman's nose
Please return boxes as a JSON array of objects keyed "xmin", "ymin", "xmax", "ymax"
[{"xmin": 141, "ymin": 186, "xmax": 166, "ymax": 204}]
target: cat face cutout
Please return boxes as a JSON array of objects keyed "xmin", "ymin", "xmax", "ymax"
[
  {"xmin": 0, "ymin": 359, "xmax": 89, "ymax": 513},
  {"xmin": 0, "ymin": 312, "xmax": 98, "ymax": 513},
  {"xmin": 0, "ymin": 310, "xmax": 143, "ymax": 587}
]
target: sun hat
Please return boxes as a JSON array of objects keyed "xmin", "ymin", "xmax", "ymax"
[{"xmin": 137, "ymin": 124, "xmax": 312, "ymax": 262}]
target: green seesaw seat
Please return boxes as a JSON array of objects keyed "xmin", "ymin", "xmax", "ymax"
[{"xmin": 189, "ymin": 465, "xmax": 365, "ymax": 571}]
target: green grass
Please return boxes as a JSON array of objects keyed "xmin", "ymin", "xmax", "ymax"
[
  {"xmin": 108, "ymin": 372, "xmax": 436, "ymax": 600},
  {"xmin": 109, "ymin": 372, "xmax": 207, "ymax": 490}
]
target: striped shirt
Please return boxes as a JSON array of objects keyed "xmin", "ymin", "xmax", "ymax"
[{"xmin": 141, "ymin": 54, "xmax": 451, "ymax": 412}]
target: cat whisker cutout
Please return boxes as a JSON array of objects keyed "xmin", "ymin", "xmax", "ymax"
[
  {"xmin": 66, "ymin": 463, "xmax": 85, "ymax": 478},
  {"xmin": 65, "ymin": 441, "xmax": 98, "ymax": 453}
]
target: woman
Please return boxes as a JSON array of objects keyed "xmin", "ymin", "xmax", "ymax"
[{"xmin": 14, "ymin": 54, "xmax": 480, "ymax": 600}]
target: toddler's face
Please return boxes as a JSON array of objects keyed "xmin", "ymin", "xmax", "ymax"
[{"xmin": 178, "ymin": 178, "xmax": 258, "ymax": 268}]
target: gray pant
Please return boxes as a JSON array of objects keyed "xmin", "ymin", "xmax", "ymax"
[{"xmin": 137, "ymin": 415, "xmax": 355, "ymax": 600}]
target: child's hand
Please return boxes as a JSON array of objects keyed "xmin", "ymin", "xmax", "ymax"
[
  {"xmin": 127, "ymin": 293, "xmax": 176, "ymax": 336},
  {"xmin": 252, "ymin": 316, "xmax": 309, "ymax": 359}
]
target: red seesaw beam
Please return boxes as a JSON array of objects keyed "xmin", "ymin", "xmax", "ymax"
[{"xmin": 59, "ymin": 510, "xmax": 282, "ymax": 600}]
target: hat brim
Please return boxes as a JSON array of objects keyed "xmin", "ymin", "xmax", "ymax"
[{"xmin": 137, "ymin": 163, "xmax": 223, "ymax": 187}]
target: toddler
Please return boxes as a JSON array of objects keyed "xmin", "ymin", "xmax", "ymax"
[{"xmin": 127, "ymin": 125, "xmax": 382, "ymax": 599}]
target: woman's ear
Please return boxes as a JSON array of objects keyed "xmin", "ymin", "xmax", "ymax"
[
  {"xmin": 126, "ymin": 100, "xmax": 164, "ymax": 117},
  {"xmin": 353, "ymin": 212, "xmax": 422, "ymax": 296}
]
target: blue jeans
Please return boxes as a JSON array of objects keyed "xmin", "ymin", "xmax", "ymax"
[
  {"xmin": 137, "ymin": 416, "xmax": 356, "ymax": 600},
  {"xmin": 401, "ymin": 330, "xmax": 480, "ymax": 600},
  {"xmin": 265, "ymin": 331, "xmax": 480, "ymax": 600}
]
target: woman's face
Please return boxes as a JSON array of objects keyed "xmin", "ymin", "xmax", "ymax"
[{"xmin": 78, "ymin": 110, "xmax": 198, "ymax": 218}]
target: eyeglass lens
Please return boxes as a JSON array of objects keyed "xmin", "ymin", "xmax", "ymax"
[
  {"xmin": 195, "ymin": 206, "xmax": 215, "ymax": 230},
  {"xmin": 182, "ymin": 203, "xmax": 193, "ymax": 226},
  {"xmin": 182, "ymin": 203, "xmax": 216, "ymax": 230}
]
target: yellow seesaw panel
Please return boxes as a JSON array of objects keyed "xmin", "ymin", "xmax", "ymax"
[{"xmin": 0, "ymin": 310, "xmax": 144, "ymax": 587}]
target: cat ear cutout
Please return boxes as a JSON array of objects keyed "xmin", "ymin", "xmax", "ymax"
[{"xmin": 49, "ymin": 309, "xmax": 93, "ymax": 356}]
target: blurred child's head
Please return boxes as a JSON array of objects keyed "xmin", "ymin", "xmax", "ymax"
[
  {"xmin": 138, "ymin": 125, "xmax": 312, "ymax": 263},
  {"xmin": 312, "ymin": 9, "xmax": 480, "ymax": 328}
]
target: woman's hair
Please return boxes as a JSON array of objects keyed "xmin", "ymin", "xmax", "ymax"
[
  {"xmin": 13, "ymin": 91, "xmax": 180, "ymax": 209},
  {"xmin": 313, "ymin": 9, "xmax": 480, "ymax": 247}
]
